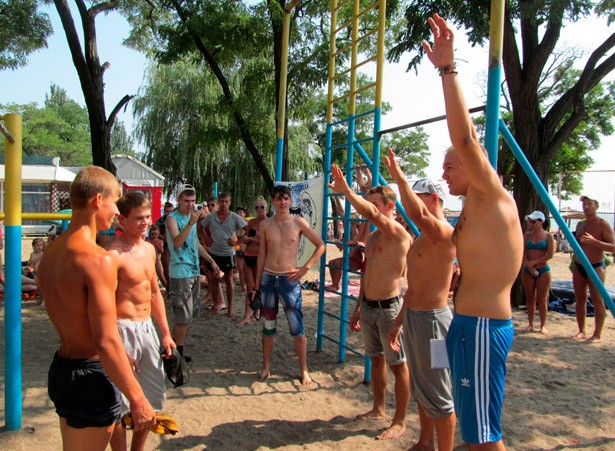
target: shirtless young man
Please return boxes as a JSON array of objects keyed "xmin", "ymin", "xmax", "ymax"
[
  {"xmin": 253, "ymin": 185, "xmax": 325, "ymax": 385},
  {"xmin": 385, "ymin": 149, "xmax": 457, "ymax": 451},
  {"xmin": 38, "ymin": 166, "xmax": 156, "ymax": 450},
  {"xmin": 424, "ymin": 14, "xmax": 524, "ymax": 449},
  {"xmin": 328, "ymin": 164, "xmax": 411, "ymax": 441},
  {"xmin": 106, "ymin": 191, "xmax": 176, "ymax": 451},
  {"xmin": 572, "ymin": 195, "xmax": 615, "ymax": 342}
]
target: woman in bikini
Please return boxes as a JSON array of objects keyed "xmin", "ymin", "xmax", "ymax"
[
  {"xmin": 521, "ymin": 211, "xmax": 555, "ymax": 334},
  {"xmin": 238, "ymin": 196, "xmax": 268, "ymax": 325}
]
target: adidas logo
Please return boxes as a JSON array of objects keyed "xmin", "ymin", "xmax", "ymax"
[{"xmin": 461, "ymin": 378, "xmax": 470, "ymax": 388}]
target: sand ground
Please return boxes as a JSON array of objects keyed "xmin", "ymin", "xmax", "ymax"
[{"xmin": 0, "ymin": 246, "xmax": 614, "ymax": 450}]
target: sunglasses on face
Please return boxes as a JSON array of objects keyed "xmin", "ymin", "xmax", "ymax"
[
  {"xmin": 255, "ymin": 206, "xmax": 265, "ymax": 209},
  {"xmin": 208, "ymin": 204, "xmax": 216, "ymax": 207},
  {"xmin": 529, "ymin": 219, "xmax": 542, "ymax": 223}
]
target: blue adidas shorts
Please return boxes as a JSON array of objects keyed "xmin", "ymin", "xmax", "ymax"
[{"xmin": 446, "ymin": 313, "xmax": 514, "ymax": 444}]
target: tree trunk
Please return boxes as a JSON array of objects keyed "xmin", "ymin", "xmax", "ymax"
[{"xmin": 54, "ymin": 0, "xmax": 118, "ymax": 174}]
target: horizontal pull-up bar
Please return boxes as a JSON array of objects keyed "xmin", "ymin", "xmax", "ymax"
[{"xmin": 379, "ymin": 105, "xmax": 486, "ymax": 137}]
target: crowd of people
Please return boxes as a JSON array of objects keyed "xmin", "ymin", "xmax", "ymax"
[{"xmin": 23, "ymin": 14, "xmax": 612, "ymax": 451}]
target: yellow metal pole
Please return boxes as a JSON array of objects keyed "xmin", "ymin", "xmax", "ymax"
[
  {"xmin": 275, "ymin": 0, "xmax": 301, "ymax": 181},
  {"xmin": 348, "ymin": 0, "xmax": 360, "ymax": 116},
  {"xmin": 374, "ymin": 0, "xmax": 387, "ymax": 108},
  {"xmin": 326, "ymin": 0, "xmax": 339, "ymax": 123}
]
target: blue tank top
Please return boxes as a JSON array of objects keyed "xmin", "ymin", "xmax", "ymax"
[
  {"xmin": 166, "ymin": 210, "xmax": 200, "ymax": 278},
  {"xmin": 525, "ymin": 239, "xmax": 548, "ymax": 251}
]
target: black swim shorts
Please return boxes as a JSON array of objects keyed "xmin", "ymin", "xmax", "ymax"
[{"xmin": 48, "ymin": 352, "xmax": 121, "ymax": 428}]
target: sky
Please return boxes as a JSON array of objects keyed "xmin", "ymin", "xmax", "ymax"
[{"xmin": 1, "ymin": 4, "xmax": 613, "ymax": 212}]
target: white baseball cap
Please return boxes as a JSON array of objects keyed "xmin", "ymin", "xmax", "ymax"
[
  {"xmin": 412, "ymin": 178, "xmax": 446, "ymax": 201},
  {"xmin": 177, "ymin": 184, "xmax": 196, "ymax": 197},
  {"xmin": 525, "ymin": 211, "xmax": 546, "ymax": 222}
]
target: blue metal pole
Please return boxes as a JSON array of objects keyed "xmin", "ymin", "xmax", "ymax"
[
  {"xmin": 317, "ymin": 123, "xmax": 334, "ymax": 352},
  {"xmin": 485, "ymin": 0, "xmax": 505, "ymax": 168},
  {"xmin": 499, "ymin": 120, "xmax": 615, "ymax": 318},
  {"xmin": 275, "ymin": 138, "xmax": 284, "ymax": 182},
  {"xmin": 213, "ymin": 182, "xmax": 218, "ymax": 198}
]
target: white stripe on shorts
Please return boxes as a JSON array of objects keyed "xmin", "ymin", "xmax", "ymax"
[{"xmin": 474, "ymin": 317, "xmax": 491, "ymax": 443}]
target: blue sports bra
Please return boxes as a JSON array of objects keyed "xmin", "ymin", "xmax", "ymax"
[{"xmin": 526, "ymin": 239, "xmax": 548, "ymax": 251}]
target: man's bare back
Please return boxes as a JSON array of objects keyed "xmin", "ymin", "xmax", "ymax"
[{"xmin": 40, "ymin": 229, "xmax": 119, "ymax": 359}]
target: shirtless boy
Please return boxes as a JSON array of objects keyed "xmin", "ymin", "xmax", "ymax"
[
  {"xmin": 253, "ymin": 185, "xmax": 325, "ymax": 386},
  {"xmin": 38, "ymin": 166, "xmax": 155, "ymax": 450},
  {"xmin": 385, "ymin": 150, "xmax": 457, "ymax": 451},
  {"xmin": 424, "ymin": 14, "xmax": 524, "ymax": 449},
  {"xmin": 328, "ymin": 164, "xmax": 411, "ymax": 440},
  {"xmin": 106, "ymin": 191, "xmax": 176, "ymax": 451},
  {"xmin": 572, "ymin": 195, "xmax": 615, "ymax": 342}
]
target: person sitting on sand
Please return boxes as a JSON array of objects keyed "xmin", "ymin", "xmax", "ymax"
[{"xmin": 521, "ymin": 211, "xmax": 555, "ymax": 334}]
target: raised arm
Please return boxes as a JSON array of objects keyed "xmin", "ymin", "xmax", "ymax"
[
  {"xmin": 385, "ymin": 148, "xmax": 451, "ymax": 241},
  {"xmin": 329, "ymin": 164, "xmax": 404, "ymax": 237},
  {"xmin": 422, "ymin": 14, "xmax": 500, "ymax": 195},
  {"xmin": 167, "ymin": 209, "xmax": 203, "ymax": 250}
]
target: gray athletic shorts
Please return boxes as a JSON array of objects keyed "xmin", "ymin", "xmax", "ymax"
[
  {"xmin": 170, "ymin": 276, "xmax": 200, "ymax": 324},
  {"xmin": 403, "ymin": 307, "xmax": 454, "ymax": 418},
  {"xmin": 117, "ymin": 318, "xmax": 166, "ymax": 414},
  {"xmin": 360, "ymin": 295, "xmax": 405, "ymax": 366}
]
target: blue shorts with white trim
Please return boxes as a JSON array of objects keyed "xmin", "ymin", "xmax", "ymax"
[{"xmin": 446, "ymin": 313, "xmax": 513, "ymax": 444}]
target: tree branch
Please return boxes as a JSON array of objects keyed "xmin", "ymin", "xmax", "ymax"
[
  {"xmin": 107, "ymin": 94, "xmax": 135, "ymax": 130},
  {"xmin": 169, "ymin": 0, "xmax": 274, "ymax": 192}
]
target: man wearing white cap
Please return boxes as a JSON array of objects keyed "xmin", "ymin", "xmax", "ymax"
[
  {"xmin": 166, "ymin": 184, "xmax": 220, "ymax": 362},
  {"xmin": 385, "ymin": 149, "xmax": 457, "ymax": 451},
  {"xmin": 572, "ymin": 194, "xmax": 614, "ymax": 342}
]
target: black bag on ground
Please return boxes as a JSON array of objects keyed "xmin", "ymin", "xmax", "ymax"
[{"xmin": 161, "ymin": 347, "xmax": 190, "ymax": 387}]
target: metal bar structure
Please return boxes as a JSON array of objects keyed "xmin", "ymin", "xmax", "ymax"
[
  {"xmin": 317, "ymin": 0, "xmax": 388, "ymax": 383},
  {"xmin": 275, "ymin": 0, "xmax": 301, "ymax": 182},
  {"xmin": 3, "ymin": 114, "xmax": 23, "ymax": 430},
  {"xmin": 499, "ymin": 122, "xmax": 615, "ymax": 318},
  {"xmin": 485, "ymin": 0, "xmax": 614, "ymax": 318},
  {"xmin": 485, "ymin": 0, "xmax": 505, "ymax": 167}
]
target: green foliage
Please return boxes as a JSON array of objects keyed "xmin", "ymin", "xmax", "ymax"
[
  {"xmin": 0, "ymin": 85, "xmax": 92, "ymax": 166},
  {"xmin": 0, "ymin": 0, "xmax": 52, "ymax": 70},
  {"xmin": 110, "ymin": 120, "xmax": 137, "ymax": 156}
]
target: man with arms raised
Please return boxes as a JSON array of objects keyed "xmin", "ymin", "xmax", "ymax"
[
  {"xmin": 329, "ymin": 166, "xmax": 411, "ymax": 440},
  {"xmin": 573, "ymin": 194, "xmax": 614, "ymax": 342},
  {"xmin": 254, "ymin": 185, "xmax": 325, "ymax": 385},
  {"xmin": 386, "ymin": 149, "xmax": 456, "ymax": 450},
  {"xmin": 166, "ymin": 184, "xmax": 220, "ymax": 362},
  {"xmin": 423, "ymin": 14, "xmax": 523, "ymax": 449},
  {"xmin": 107, "ymin": 191, "xmax": 175, "ymax": 451},
  {"xmin": 39, "ymin": 166, "xmax": 155, "ymax": 450}
]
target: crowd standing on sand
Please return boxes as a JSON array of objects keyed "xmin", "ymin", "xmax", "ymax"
[{"xmin": 13, "ymin": 13, "xmax": 609, "ymax": 451}]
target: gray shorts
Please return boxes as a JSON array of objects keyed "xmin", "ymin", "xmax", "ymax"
[
  {"xmin": 117, "ymin": 318, "xmax": 166, "ymax": 414},
  {"xmin": 360, "ymin": 295, "xmax": 405, "ymax": 366},
  {"xmin": 403, "ymin": 307, "xmax": 454, "ymax": 418},
  {"xmin": 170, "ymin": 276, "xmax": 200, "ymax": 324}
]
